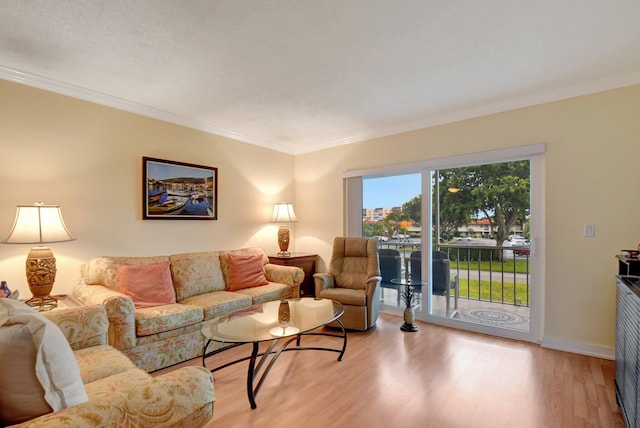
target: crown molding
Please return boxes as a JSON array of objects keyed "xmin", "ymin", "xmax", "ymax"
[
  {"xmin": 0, "ymin": 65, "xmax": 295, "ymax": 154},
  {"xmin": 3, "ymin": 65, "xmax": 639, "ymax": 156}
]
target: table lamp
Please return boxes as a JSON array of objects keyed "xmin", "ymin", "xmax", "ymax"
[
  {"xmin": 271, "ymin": 203, "xmax": 297, "ymax": 256},
  {"xmin": 3, "ymin": 203, "xmax": 75, "ymax": 310}
]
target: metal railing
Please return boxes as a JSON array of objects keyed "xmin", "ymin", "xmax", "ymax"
[{"xmin": 376, "ymin": 240, "xmax": 530, "ymax": 307}]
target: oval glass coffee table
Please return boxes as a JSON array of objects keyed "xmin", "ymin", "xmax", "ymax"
[{"xmin": 202, "ymin": 298, "xmax": 346, "ymax": 409}]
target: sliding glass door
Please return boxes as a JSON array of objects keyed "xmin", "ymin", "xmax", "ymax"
[
  {"xmin": 426, "ymin": 162, "xmax": 532, "ymax": 333},
  {"xmin": 357, "ymin": 147, "xmax": 542, "ymax": 342}
]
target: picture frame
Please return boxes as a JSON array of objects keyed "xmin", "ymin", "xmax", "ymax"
[{"xmin": 143, "ymin": 157, "xmax": 218, "ymax": 220}]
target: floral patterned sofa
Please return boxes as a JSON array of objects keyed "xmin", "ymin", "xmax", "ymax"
[
  {"xmin": 73, "ymin": 247, "xmax": 304, "ymax": 372},
  {"xmin": 5, "ymin": 303, "xmax": 215, "ymax": 427}
]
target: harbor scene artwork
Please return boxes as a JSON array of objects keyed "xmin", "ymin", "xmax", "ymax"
[{"xmin": 143, "ymin": 157, "xmax": 217, "ymax": 220}]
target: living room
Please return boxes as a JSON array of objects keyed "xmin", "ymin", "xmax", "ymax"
[{"xmin": 1, "ymin": 2, "xmax": 639, "ymax": 427}]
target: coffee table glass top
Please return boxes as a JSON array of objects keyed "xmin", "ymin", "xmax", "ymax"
[{"xmin": 202, "ymin": 298, "xmax": 344, "ymax": 343}]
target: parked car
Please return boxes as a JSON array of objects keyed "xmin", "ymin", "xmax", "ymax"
[{"xmin": 511, "ymin": 239, "xmax": 530, "ymax": 256}]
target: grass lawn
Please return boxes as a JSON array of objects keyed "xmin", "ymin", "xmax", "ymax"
[
  {"xmin": 452, "ymin": 259, "xmax": 530, "ymax": 274},
  {"xmin": 457, "ymin": 279, "xmax": 530, "ymax": 306}
]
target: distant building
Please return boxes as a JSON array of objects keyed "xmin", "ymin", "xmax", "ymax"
[
  {"xmin": 363, "ymin": 207, "xmax": 526, "ymax": 238},
  {"xmin": 362, "ymin": 207, "xmax": 394, "ymax": 221},
  {"xmin": 458, "ymin": 219, "xmax": 526, "ymax": 238}
]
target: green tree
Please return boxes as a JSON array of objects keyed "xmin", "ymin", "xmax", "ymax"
[
  {"xmin": 438, "ymin": 161, "xmax": 530, "ymax": 251},
  {"xmin": 382, "ymin": 209, "xmax": 408, "ymax": 237},
  {"xmin": 402, "ymin": 195, "xmax": 421, "ymax": 224},
  {"xmin": 434, "ymin": 169, "xmax": 477, "ymax": 240},
  {"xmin": 363, "ymin": 221, "xmax": 385, "ymax": 238}
]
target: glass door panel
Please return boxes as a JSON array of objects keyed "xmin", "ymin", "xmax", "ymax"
[
  {"xmin": 429, "ymin": 161, "xmax": 531, "ymax": 333},
  {"xmin": 362, "ymin": 173, "xmax": 422, "ymax": 315}
]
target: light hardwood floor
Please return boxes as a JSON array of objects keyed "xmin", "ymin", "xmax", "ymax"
[{"xmin": 154, "ymin": 313, "xmax": 625, "ymax": 428}]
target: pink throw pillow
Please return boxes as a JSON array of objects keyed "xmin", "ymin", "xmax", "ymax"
[
  {"xmin": 116, "ymin": 262, "xmax": 176, "ymax": 308},
  {"xmin": 227, "ymin": 254, "xmax": 269, "ymax": 291}
]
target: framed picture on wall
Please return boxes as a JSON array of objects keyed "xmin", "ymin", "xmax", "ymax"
[{"xmin": 143, "ymin": 157, "xmax": 218, "ymax": 220}]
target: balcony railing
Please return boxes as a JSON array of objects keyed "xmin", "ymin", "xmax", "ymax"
[{"xmin": 376, "ymin": 240, "xmax": 530, "ymax": 307}]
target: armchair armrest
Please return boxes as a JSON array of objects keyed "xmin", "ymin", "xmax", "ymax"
[
  {"xmin": 364, "ymin": 276, "xmax": 382, "ymax": 299},
  {"xmin": 73, "ymin": 282, "xmax": 137, "ymax": 350},
  {"xmin": 264, "ymin": 263, "xmax": 304, "ymax": 298},
  {"xmin": 313, "ymin": 273, "xmax": 335, "ymax": 296},
  {"xmin": 43, "ymin": 305, "xmax": 109, "ymax": 350},
  {"xmin": 13, "ymin": 366, "xmax": 215, "ymax": 428}
]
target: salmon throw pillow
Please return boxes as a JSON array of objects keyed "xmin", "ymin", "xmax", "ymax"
[
  {"xmin": 116, "ymin": 262, "xmax": 176, "ymax": 308},
  {"xmin": 227, "ymin": 253, "xmax": 269, "ymax": 291}
]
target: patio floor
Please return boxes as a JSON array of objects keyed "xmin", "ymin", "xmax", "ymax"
[{"xmin": 380, "ymin": 285, "xmax": 531, "ymax": 332}]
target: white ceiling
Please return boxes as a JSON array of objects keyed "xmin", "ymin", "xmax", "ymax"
[{"xmin": 2, "ymin": 1, "xmax": 640, "ymax": 154}]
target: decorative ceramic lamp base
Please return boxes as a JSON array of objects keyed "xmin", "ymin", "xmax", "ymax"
[
  {"xmin": 24, "ymin": 246, "xmax": 58, "ymax": 311},
  {"xmin": 277, "ymin": 225, "xmax": 291, "ymax": 257}
]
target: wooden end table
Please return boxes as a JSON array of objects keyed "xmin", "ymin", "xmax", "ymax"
[
  {"xmin": 268, "ymin": 253, "xmax": 317, "ymax": 297},
  {"xmin": 21, "ymin": 293, "xmax": 83, "ymax": 311}
]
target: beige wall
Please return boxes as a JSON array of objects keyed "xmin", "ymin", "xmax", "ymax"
[
  {"xmin": 295, "ymin": 84, "xmax": 640, "ymax": 351},
  {"xmin": 2, "ymin": 77, "xmax": 638, "ymax": 353},
  {"xmin": 0, "ymin": 80, "xmax": 296, "ymax": 298}
]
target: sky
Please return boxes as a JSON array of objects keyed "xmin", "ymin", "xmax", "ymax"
[
  {"xmin": 147, "ymin": 160, "xmax": 213, "ymax": 180},
  {"xmin": 363, "ymin": 173, "xmax": 421, "ymax": 209}
]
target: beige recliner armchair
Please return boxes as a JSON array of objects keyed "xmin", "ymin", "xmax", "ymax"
[{"xmin": 314, "ymin": 237, "xmax": 382, "ymax": 331}]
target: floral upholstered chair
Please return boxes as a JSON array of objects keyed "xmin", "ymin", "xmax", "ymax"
[{"xmin": 0, "ymin": 299, "xmax": 215, "ymax": 427}]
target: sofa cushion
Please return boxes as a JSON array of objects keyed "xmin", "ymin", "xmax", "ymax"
[
  {"xmin": 227, "ymin": 253, "xmax": 269, "ymax": 291},
  {"xmin": 135, "ymin": 304, "xmax": 204, "ymax": 336},
  {"xmin": 170, "ymin": 251, "xmax": 226, "ymax": 300},
  {"xmin": 0, "ymin": 299, "xmax": 88, "ymax": 425},
  {"xmin": 317, "ymin": 287, "xmax": 367, "ymax": 306},
  {"xmin": 84, "ymin": 256, "xmax": 171, "ymax": 291},
  {"xmin": 117, "ymin": 261, "xmax": 177, "ymax": 308},
  {"xmin": 235, "ymin": 282, "xmax": 293, "ymax": 304},
  {"xmin": 74, "ymin": 344, "xmax": 138, "ymax": 384},
  {"xmin": 180, "ymin": 291, "xmax": 253, "ymax": 321}
]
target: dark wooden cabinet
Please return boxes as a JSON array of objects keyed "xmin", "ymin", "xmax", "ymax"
[
  {"xmin": 617, "ymin": 255, "xmax": 640, "ymax": 276},
  {"xmin": 615, "ymin": 276, "xmax": 640, "ymax": 428},
  {"xmin": 268, "ymin": 253, "xmax": 317, "ymax": 297}
]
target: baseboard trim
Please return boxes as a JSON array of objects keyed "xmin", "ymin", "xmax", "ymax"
[{"xmin": 541, "ymin": 337, "xmax": 615, "ymax": 360}]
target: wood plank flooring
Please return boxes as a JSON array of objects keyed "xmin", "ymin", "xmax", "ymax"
[{"xmin": 153, "ymin": 313, "xmax": 625, "ymax": 428}]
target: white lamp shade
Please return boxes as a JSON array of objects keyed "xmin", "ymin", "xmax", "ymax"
[
  {"xmin": 271, "ymin": 203, "xmax": 298, "ymax": 223},
  {"xmin": 4, "ymin": 204, "xmax": 75, "ymax": 244}
]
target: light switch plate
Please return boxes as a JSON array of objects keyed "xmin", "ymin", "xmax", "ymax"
[{"xmin": 584, "ymin": 224, "xmax": 596, "ymax": 237}]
